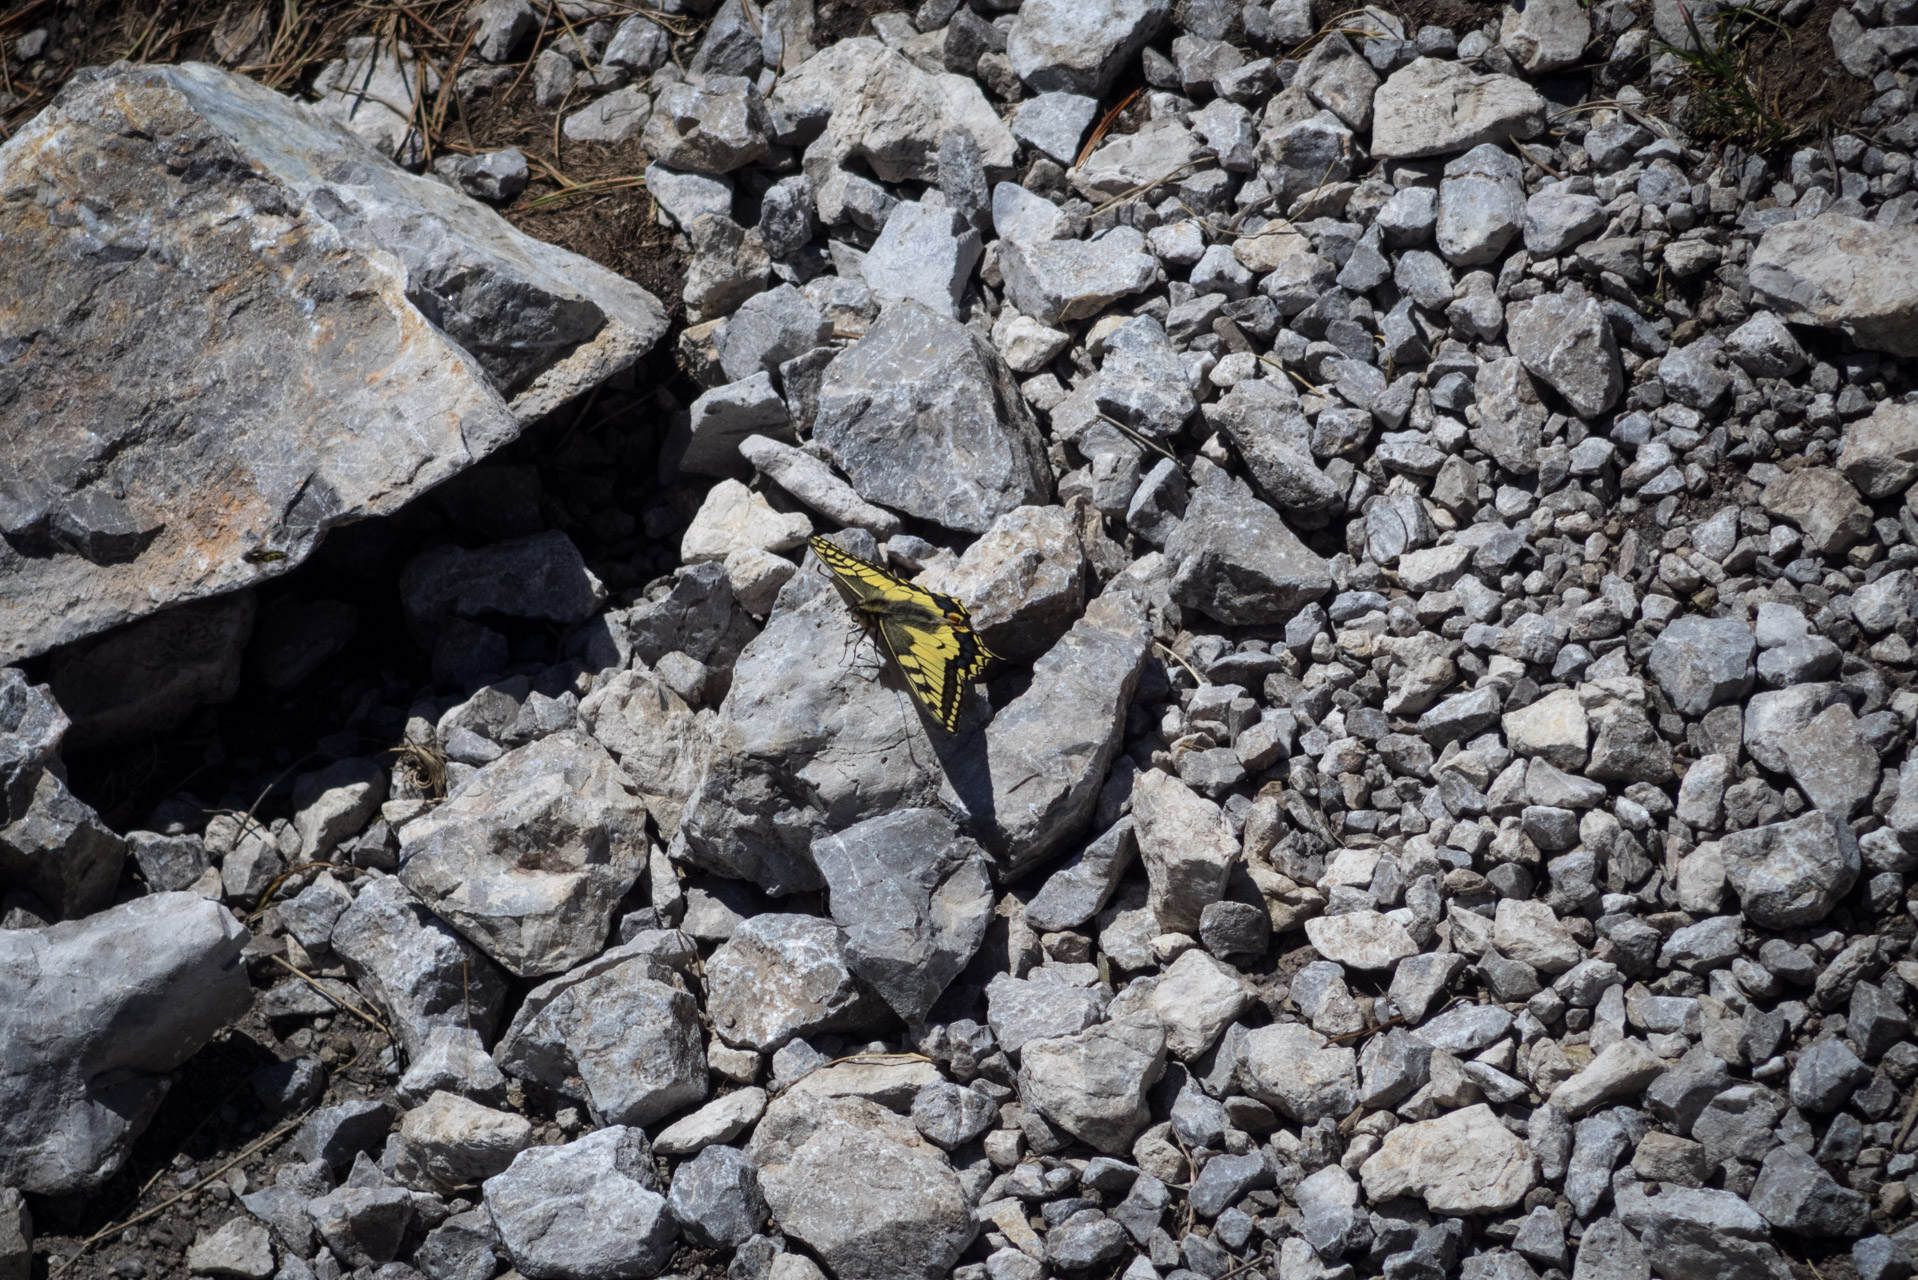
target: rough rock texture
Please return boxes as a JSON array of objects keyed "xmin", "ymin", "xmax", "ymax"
[
  {"xmin": 0, "ymin": 62, "xmax": 666, "ymax": 662},
  {"xmin": 0, "ymin": 893, "xmax": 251, "ymax": 1193}
]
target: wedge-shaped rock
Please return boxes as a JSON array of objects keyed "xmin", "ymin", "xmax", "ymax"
[
  {"xmin": 812, "ymin": 809, "xmax": 994, "ymax": 1025},
  {"xmin": 1165, "ymin": 474, "xmax": 1333, "ymax": 626},
  {"xmin": 0, "ymin": 63, "xmax": 665, "ymax": 662},
  {"xmin": 963, "ymin": 588, "xmax": 1151, "ymax": 874}
]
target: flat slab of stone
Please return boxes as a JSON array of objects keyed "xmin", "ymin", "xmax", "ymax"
[
  {"xmin": 1750, "ymin": 214, "xmax": 1918, "ymax": 357},
  {"xmin": 1369, "ymin": 58, "xmax": 1547, "ymax": 160},
  {"xmin": 0, "ymin": 62, "xmax": 665, "ymax": 663}
]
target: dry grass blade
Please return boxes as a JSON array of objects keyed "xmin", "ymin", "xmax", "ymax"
[
  {"xmin": 269, "ymin": 953, "xmax": 394, "ymax": 1036},
  {"xmin": 1074, "ymin": 85, "xmax": 1143, "ymax": 170},
  {"xmin": 49, "ymin": 1107, "xmax": 320, "ymax": 1279}
]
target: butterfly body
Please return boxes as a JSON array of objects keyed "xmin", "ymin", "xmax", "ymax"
[{"xmin": 809, "ymin": 535, "xmax": 997, "ymax": 733}]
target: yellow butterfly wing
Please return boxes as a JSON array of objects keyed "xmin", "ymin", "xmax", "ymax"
[{"xmin": 808, "ymin": 536, "xmax": 998, "ymax": 732}]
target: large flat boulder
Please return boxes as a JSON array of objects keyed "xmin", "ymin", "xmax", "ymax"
[
  {"xmin": 0, "ymin": 62, "xmax": 666, "ymax": 662},
  {"xmin": 1750, "ymin": 214, "xmax": 1918, "ymax": 357}
]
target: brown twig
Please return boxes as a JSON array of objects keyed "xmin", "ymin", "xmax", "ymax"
[
  {"xmin": 269, "ymin": 953, "xmax": 393, "ymax": 1037},
  {"xmin": 50, "ymin": 1108, "xmax": 317, "ymax": 1279},
  {"xmin": 1074, "ymin": 85, "xmax": 1142, "ymax": 170}
]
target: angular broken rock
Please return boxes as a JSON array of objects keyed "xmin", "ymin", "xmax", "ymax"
[
  {"xmin": 814, "ymin": 301, "xmax": 1052, "ymax": 534},
  {"xmin": 1165, "ymin": 474, "xmax": 1333, "ymax": 626},
  {"xmin": 483, "ymin": 1126, "xmax": 677, "ymax": 1280},
  {"xmin": 0, "ymin": 62, "xmax": 664, "ymax": 662},
  {"xmin": 1359, "ymin": 1103, "xmax": 1537, "ymax": 1214},
  {"xmin": 674, "ymin": 547, "xmax": 961, "ymax": 896},
  {"xmin": 1718, "ymin": 810, "xmax": 1861, "ymax": 928},
  {"xmin": 1368, "ymin": 58, "xmax": 1546, "ymax": 160},
  {"xmin": 1749, "ymin": 213, "xmax": 1918, "ymax": 357},
  {"xmin": 0, "ymin": 893, "xmax": 251, "ymax": 1194},
  {"xmin": 967, "ymin": 587, "xmax": 1151, "ymax": 873},
  {"xmin": 1505, "ymin": 293, "xmax": 1622, "ymax": 420},
  {"xmin": 811, "ymin": 808, "xmax": 994, "ymax": 1025},
  {"xmin": 1132, "ymin": 768, "xmax": 1239, "ymax": 933},
  {"xmin": 749, "ymin": 1093, "xmax": 977, "ymax": 1280},
  {"xmin": 398, "ymin": 731, "xmax": 647, "ymax": 978},
  {"xmin": 704, "ymin": 913, "xmax": 886, "ymax": 1051},
  {"xmin": 1017, "ymin": 1017, "xmax": 1168, "ymax": 1153},
  {"xmin": 331, "ymin": 875, "xmax": 509, "ymax": 1061},
  {"xmin": 494, "ymin": 943, "xmax": 708, "ymax": 1128}
]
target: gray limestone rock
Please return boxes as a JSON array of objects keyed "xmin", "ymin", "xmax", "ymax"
[
  {"xmin": 674, "ymin": 372, "xmax": 794, "ymax": 480},
  {"xmin": 398, "ymin": 732, "xmax": 646, "ymax": 979},
  {"xmin": 0, "ymin": 893, "xmax": 251, "ymax": 1194},
  {"xmin": 1647, "ymin": 615, "xmax": 1755, "ymax": 718},
  {"xmin": 1005, "ymin": 0, "xmax": 1174, "ymax": 95},
  {"xmin": 815, "ymin": 302, "xmax": 1051, "ymax": 534},
  {"xmin": 1748, "ymin": 1142, "xmax": 1870, "ymax": 1236},
  {"xmin": 705, "ymin": 913, "xmax": 887, "ymax": 1051},
  {"xmin": 1473, "ymin": 359, "xmax": 1547, "ymax": 475},
  {"xmin": 1719, "ymin": 811, "xmax": 1860, "ymax": 928},
  {"xmin": 673, "ymin": 545, "xmax": 965, "ymax": 895},
  {"xmin": 494, "ymin": 944, "xmax": 708, "ymax": 1128},
  {"xmin": 331, "ymin": 875, "xmax": 509, "ymax": 1061},
  {"xmin": 863, "ymin": 202, "xmax": 983, "ymax": 318},
  {"xmin": 392, "ymin": 1091, "xmax": 534, "ymax": 1194},
  {"xmin": 917, "ymin": 505, "xmax": 1089, "ymax": 662},
  {"xmin": 1242, "ymin": 1023, "xmax": 1359, "ymax": 1124},
  {"xmin": 967, "ymin": 586, "xmax": 1150, "ymax": 872},
  {"xmin": 1749, "ymin": 214, "xmax": 1918, "ymax": 357},
  {"xmin": 0, "ymin": 767, "xmax": 126, "ymax": 920},
  {"xmin": 400, "ymin": 532, "xmax": 606, "ymax": 645},
  {"xmin": 1025, "ymin": 820, "xmax": 1138, "ymax": 933},
  {"xmin": 0, "ymin": 671, "xmax": 66, "ymax": 828},
  {"xmin": 717, "ymin": 285, "xmax": 832, "ymax": 383},
  {"xmin": 641, "ymin": 76, "xmax": 770, "ymax": 174},
  {"xmin": 1614, "ymin": 1183, "xmax": 1792, "ymax": 1280},
  {"xmin": 749, "ymin": 1093, "xmax": 976, "ymax": 1280},
  {"xmin": 1437, "ymin": 144, "xmax": 1526, "ymax": 267},
  {"xmin": 1018, "ymin": 1018, "xmax": 1168, "ymax": 1153},
  {"xmin": 999, "ymin": 228, "xmax": 1160, "ymax": 326},
  {"xmin": 667, "ymin": 1144, "xmax": 767, "ymax": 1249},
  {"xmin": 576, "ymin": 666, "xmax": 710, "ymax": 844},
  {"xmin": 1839, "ymin": 402, "xmax": 1918, "ymax": 500},
  {"xmin": 483, "ymin": 1126, "xmax": 677, "ymax": 1280},
  {"xmin": 812, "ymin": 808, "xmax": 994, "ymax": 1025},
  {"xmin": 1507, "ymin": 294, "xmax": 1622, "ymax": 420},
  {"xmin": 1165, "ymin": 474, "xmax": 1333, "ymax": 626},
  {"xmin": 0, "ymin": 63, "xmax": 664, "ymax": 663},
  {"xmin": 1370, "ymin": 58, "xmax": 1546, "ymax": 159}
]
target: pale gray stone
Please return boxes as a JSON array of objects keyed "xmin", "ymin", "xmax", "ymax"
[
  {"xmin": 1720, "ymin": 811, "xmax": 1861, "ymax": 927},
  {"xmin": 483, "ymin": 1126, "xmax": 676, "ymax": 1280},
  {"xmin": 815, "ymin": 302, "xmax": 1051, "ymax": 534},
  {"xmin": 1018, "ymin": 1018, "xmax": 1168, "ymax": 1152},
  {"xmin": 1750, "ymin": 214, "xmax": 1918, "ymax": 357},
  {"xmin": 1370, "ymin": 58, "xmax": 1546, "ymax": 159},
  {"xmin": 0, "ymin": 892, "xmax": 251, "ymax": 1194},
  {"xmin": 0, "ymin": 63, "xmax": 664, "ymax": 664}
]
